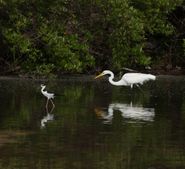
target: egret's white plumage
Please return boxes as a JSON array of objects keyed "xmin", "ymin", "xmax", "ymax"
[
  {"xmin": 95, "ymin": 70, "xmax": 156, "ymax": 88},
  {"xmin": 41, "ymin": 84, "xmax": 55, "ymax": 108}
]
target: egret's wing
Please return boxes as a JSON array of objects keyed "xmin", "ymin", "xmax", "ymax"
[{"xmin": 122, "ymin": 73, "xmax": 154, "ymax": 84}]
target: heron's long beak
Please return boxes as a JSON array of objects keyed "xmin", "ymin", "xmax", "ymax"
[{"xmin": 95, "ymin": 73, "xmax": 104, "ymax": 79}]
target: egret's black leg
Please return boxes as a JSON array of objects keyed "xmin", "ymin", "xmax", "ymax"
[{"xmin": 136, "ymin": 84, "xmax": 143, "ymax": 91}]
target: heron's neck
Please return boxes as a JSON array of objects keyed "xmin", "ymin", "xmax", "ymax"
[
  {"xmin": 41, "ymin": 86, "xmax": 46, "ymax": 92},
  {"xmin": 108, "ymin": 73, "xmax": 127, "ymax": 86}
]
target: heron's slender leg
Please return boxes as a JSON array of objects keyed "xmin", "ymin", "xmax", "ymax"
[
  {"xmin": 46, "ymin": 105, "xmax": 49, "ymax": 114},
  {"xmin": 50, "ymin": 103, "xmax": 55, "ymax": 113},
  {"xmin": 50, "ymin": 99, "xmax": 55, "ymax": 108},
  {"xmin": 46, "ymin": 99, "xmax": 49, "ymax": 109}
]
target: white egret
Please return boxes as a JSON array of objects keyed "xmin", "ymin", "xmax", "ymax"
[
  {"xmin": 95, "ymin": 70, "xmax": 156, "ymax": 89},
  {"xmin": 41, "ymin": 84, "xmax": 55, "ymax": 108}
]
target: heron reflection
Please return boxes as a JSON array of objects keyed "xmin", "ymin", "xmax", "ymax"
[
  {"xmin": 95, "ymin": 102, "xmax": 155, "ymax": 124},
  {"xmin": 41, "ymin": 106, "xmax": 55, "ymax": 128}
]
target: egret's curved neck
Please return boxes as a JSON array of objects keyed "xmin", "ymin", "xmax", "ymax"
[
  {"xmin": 107, "ymin": 72, "xmax": 115, "ymax": 85},
  {"xmin": 108, "ymin": 71, "xmax": 127, "ymax": 86}
]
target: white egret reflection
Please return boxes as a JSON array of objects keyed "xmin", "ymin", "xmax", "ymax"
[{"xmin": 95, "ymin": 102, "xmax": 155, "ymax": 124}]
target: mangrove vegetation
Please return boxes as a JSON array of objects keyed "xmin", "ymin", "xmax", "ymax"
[{"xmin": 0, "ymin": 0, "xmax": 185, "ymax": 76}]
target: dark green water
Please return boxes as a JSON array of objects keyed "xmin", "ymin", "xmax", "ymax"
[{"xmin": 0, "ymin": 75, "xmax": 185, "ymax": 169}]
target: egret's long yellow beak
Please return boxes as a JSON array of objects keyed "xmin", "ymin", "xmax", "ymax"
[{"xmin": 95, "ymin": 73, "xmax": 104, "ymax": 79}]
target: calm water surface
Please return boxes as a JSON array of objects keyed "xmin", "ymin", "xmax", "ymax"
[{"xmin": 0, "ymin": 76, "xmax": 185, "ymax": 169}]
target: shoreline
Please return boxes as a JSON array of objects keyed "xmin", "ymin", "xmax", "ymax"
[
  {"xmin": 0, "ymin": 69, "xmax": 185, "ymax": 81},
  {"xmin": 0, "ymin": 67, "xmax": 185, "ymax": 81}
]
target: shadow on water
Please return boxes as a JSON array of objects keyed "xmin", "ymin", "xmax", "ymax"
[{"xmin": 0, "ymin": 76, "xmax": 185, "ymax": 168}]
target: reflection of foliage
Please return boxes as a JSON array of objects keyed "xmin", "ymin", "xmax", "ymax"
[
  {"xmin": 1, "ymin": 112, "xmax": 185, "ymax": 169},
  {"xmin": 1, "ymin": 78, "xmax": 185, "ymax": 168},
  {"xmin": 0, "ymin": 80, "xmax": 43, "ymax": 129},
  {"xmin": 63, "ymin": 86, "xmax": 83, "ymax": 103},
  {"xmin": 61, "ymin": 82, "xmax": 95, "ymax": 105},
  {"xmin": 110, "ymin": 83, "xmax": 155, "ymax": 107}
]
